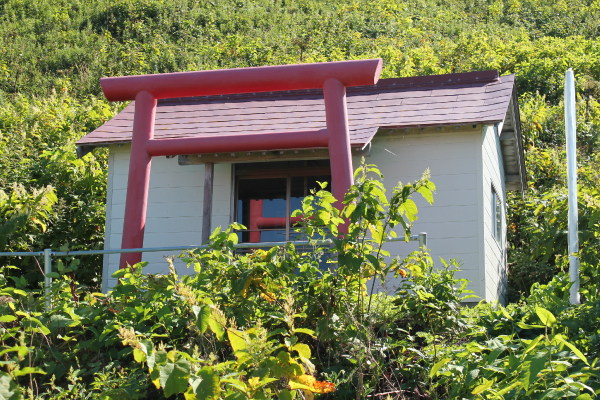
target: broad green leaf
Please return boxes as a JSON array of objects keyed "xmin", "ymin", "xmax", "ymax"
[
  {"xmin": 227, "ymin": 330, "xmax": 246, "ymax": 351},
  {"xmin": 571, "ymin": 382, "xmax": 595, "ymax": 396},
  {"xmin": 417, "ymin": 186, "xmax": 434, "ymax": 204},
  {"xmin": 495, "ymin": 381, "xmax": 522, "ymax": 397},
  {"xmin": 140, "ymin": 340, "xmax": 153, "ymax": 358},
  {"xmin": 48, "ymin": 314, "xmax": 77, "ymax": 332},
  {"xmin": 253, "ymin": 377, "xmax": 278, "ymax": 389},
  {"xmin": 0, "ymin": 316, "xmax": 16, "ymax": 323},
  {"xmin": 0, "ymin": 372, "xmax": 21, "ymax": 400},
  {"xmin": 430, "ymin": 358, "xmax": 452, "ymax": 378},
  {"xmin": 278, "ymin": 390, "xmax": 295, "ymax": 400},
  {"xmin": 290, "ymin": 343, "xmax": 311, "ymax": 359},
  {"xmin": 148, "ymin": 349, "xmax": 168, "ymax": 372},
  {"xmin": 273, "ymin": 351, "xmax": 304, "ymax": 377},
  {"xmin": 294, "ymin": 328, "xmax": 316, "ymax": 338},
  {"xmin": 111, "ymin": 269, "xmax": 129, "ymax": 279},
  {"xmin": 472, "ymin": 379, "xmax": 493, "ymax": 395},
  {"xmin": 221, "ymin": 378, "xmax": 247, "ymax": 392},
  {"xmin": 267, "ymin": 328, "xmax": 288, "ymax": 338},
  {"xmin": 522, "ymin": 351, "xmax": 548, "ymax": 390},
  {"xmin": 401, "ymin": 199, "xmax": 418, "ymax": 220},
  {"xmin": 133, "ymin": 348, "xmax": 146, "ymax": 363},
  {"xmin": 193, "ymin": 305, "xmax": 210, "ymax": 334},
  {"xmin": 184, "ymin": 386, "xmax": 197, "ymax": 400},
  {"xmin": 227, "ymin": 232, "xmax": 239, "ymax": 244},
  {"xmin": 466, "ymin": 342, "xmax": 487, "ymax": 353},
  {"xmin": 367, "ymin": 166, "xmax": 382, "ymax": 177},
  {"xmin": 464, "ymin": 369, "xmax": 480, "ymax": 386},
  {"xmin": 539, "ymin": 389, "xmax": 564, "ymax": 399},
  {"xmin": 234, "ymin": 270, "xmax": 252, "ymax": 297},
  {"xmin": 12, "ymin": 367, "xmax": 45, "ymax": 377},
  {"xmin": 159, "ymin": 356, "xmax": 191, "ymax": 398},
  {"xmin": 371, "ymin": 187, "xmax": 388, "ymax": 204},
  {"xmin": 0, "ymin": 347, "xmax": 29, "ymax": 359},
  {"xmin": 575, "ymin": 394, "xmax": 593, "ymax": 400},
  {"xmin": 523, "ymin": 335, "xmax": 544, "ymax": 356},
  {"xmin": 316, "ymin": 210, "xmax": 331, "ymax": 224},
  {"xmin": 288, "ymin": 380, "xmax": 312, "ymax": 391},
  {"xmin": 345, "ymin": 203, "xmax": 357, "ymax": 218},
  {"xmin": 554, "ymin": 335, "xmax": 588, "ymax": 365},
  {"xmin": 500, "ymin": 306, "xmax": 513, "ymax": 320},
  {"xmin": 517, "ymin": 322, "xmax": 545, "ymax": 329},
  {"xmin": 157, "ymin": 305, "xmax": 172, "ymax": 322},
  {"xmin": 368, "ymin": 221, "xmax": 385, "ymax": 244},
  {"xmin": 45, "ymin": 272, "xmax": 60, "ymax": 279},
  {"xmin": 535, "ymin": 307, "xmax": 557, "ymax": 327},
  {"xmin": 207, "ymin": 315, "xmax": 225, "ymax": 341},
  {"xmin": 196, "ymin": 367, "xmax": 220, "ymax": 400}
]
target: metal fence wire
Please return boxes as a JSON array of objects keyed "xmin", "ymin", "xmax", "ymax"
[{"xmin": 0, "ymin": 233, "xmax": 426, "ymax": 311}]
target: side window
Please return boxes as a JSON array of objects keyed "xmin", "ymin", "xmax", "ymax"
[{"xmin": 492, "ymin": 185, "xmax": 502, "ymax": 244}]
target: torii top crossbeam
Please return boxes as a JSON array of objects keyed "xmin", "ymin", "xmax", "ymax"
[{"xmin": 101, "ymin": 59, "xmax": 383, "ymax": 269}]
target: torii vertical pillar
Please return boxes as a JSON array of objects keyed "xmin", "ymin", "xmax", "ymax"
[
  {"xmin": 324, "ymin": 78, "xmax": 353, "ymax": 230},
  {"xmin": 120, "ymin": 91, "xmax": 156, "ymax": 269}
]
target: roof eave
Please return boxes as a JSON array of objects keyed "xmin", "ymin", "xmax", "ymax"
[{"xmin": 499, "ymin": 84, "xmax": 527, "ymax": 192}]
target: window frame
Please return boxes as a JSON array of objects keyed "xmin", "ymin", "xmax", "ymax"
[
  {"xmin": 233, "ymin": 161, "xmax": 331, "ymax": 243},
  {"xmin": 491, "ymin": 184, "xmax": 502, "ymax": 245}
]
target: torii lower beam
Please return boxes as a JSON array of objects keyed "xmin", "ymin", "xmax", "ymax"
[{"xmin": 99, "ymin": 59, "xmax": 383, "ymax": 270}]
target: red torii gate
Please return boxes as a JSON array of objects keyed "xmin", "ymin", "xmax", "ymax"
[{"xmin": 99, "ymin": 59, "xmax": 383, "ymax": 270}]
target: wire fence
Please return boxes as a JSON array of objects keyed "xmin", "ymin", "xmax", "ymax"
[{"xmin": 0, "ymin": 233, "xmax": 426, "ymax": 311}]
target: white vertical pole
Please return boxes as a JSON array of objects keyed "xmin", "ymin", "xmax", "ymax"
[
  {"xmin": 44, "ymin": 248, "xmax": 52, "ymax": 311},
  {"xmin": 565, "ymin": 68, "xmax": 580, "ymax": 305},
  {"xmin": 418, "ymin": 232, "xmax": 427, "ymax": 252}
]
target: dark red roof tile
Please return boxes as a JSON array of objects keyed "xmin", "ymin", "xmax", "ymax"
[{"xmin": 77, "ymin": 71, "xmax": 515, "ymax": 148}]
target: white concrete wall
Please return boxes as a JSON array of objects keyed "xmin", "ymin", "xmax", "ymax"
[
  {"xmin": 360, "ymin": 126, "xmax": 483, "ymax": 300},
  {"xmin": 102, "ymin": 126, "xmax": 507, "ymax": 301},
  {"xmin": 479, "ymin": 125, "xmax": 508, "ymax": 304},
  {"xmin": 102, "ymin": 144, "xmax": 233, "ymax": 292}
]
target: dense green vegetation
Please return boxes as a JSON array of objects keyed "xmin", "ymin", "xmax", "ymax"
[
  {"xmin": 1, "ymin": 167, "xmax": 600, "ymax": 399},
  {"xmin": 0, "ymin": 0, "xmax": 599, "ymax": 289},
  {"xmin": 1, "ymin": 0, "xmax": 600, "ymax": 398}
]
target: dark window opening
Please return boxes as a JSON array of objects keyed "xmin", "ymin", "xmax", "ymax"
[{"xmin": 235, "ymin": 160, "xmax": 331, "ymax": 244}]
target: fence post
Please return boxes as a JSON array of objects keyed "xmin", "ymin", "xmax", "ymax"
[
  {"xmin": 418, "ymin": 233, "xmax": 427, "ymax": 252},
  {"xmin": 44, "ymin": 249, "xmax": 51, "ymax": 311}
]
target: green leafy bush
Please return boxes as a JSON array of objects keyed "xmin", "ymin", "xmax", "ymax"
[
  {"xmin": 0, "ymin": 166, "xmax": 442, "ymax": 399},
  {"xmin": 1, "ymin": 168, "xmax": 599, "ymax": 399},
  {"xmin": 1, "ymin": 0, "xmax": 599, "ymax": 299},
  {"xmin": 393, "ymin": 252, "xmax": 476, "ymax": 335}
]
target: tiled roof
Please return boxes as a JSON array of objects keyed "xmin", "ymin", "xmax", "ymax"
[{"xmin": 77, "ymin": 70, "xmax": 515, "ymax": 148}]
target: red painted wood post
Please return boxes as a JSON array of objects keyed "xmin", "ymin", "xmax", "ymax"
[
  {"xmin": 249, "ymin": 199, "xmax": 263, "ymax": 243},
  {"xmin": 100, "ymin": 59, "xmax": 383, "ymax": 101},
  {"xmin": 119, "ymin": 91, "xmax": 157, "ymax": 269},
  {"xmin": 323, "ymin": 78, "xmax": 353, "ymax": 234}
]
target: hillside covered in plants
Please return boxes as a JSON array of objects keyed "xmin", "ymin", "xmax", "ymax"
[
  {"xmin": 0, "ymin": 0, "xmax": 599, "ymax": 289},
  {"xmin": 1, "ymin": 0, "xmax": 600, "ymax": 399}
]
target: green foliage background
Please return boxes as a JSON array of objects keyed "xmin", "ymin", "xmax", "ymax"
[
  {"xmin": 1, "ymin": 1, "xmax": 600, "ymax": 398},
  {"xmin": 0, "ymin": 0, "xmax": 599, "ymax": 293}
]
